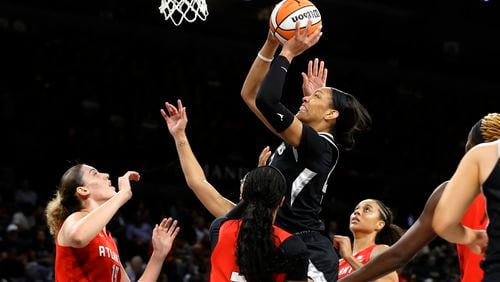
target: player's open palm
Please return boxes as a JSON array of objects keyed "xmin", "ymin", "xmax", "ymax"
[
  {"xmin": 152, "ymin": 217, "xmax": 180, "ymax": 258},
  {"xmin": 302, "ymin": 58, "xmax": 327, "ymax": 97},
  {"xmin": 161, "ymin": 99, "xmax": 188, "ymax": 137}
]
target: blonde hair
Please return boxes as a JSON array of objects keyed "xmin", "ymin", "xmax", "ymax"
[
  {"xmin": 481, "ymin": 113, "xmax": 500, "ymax": 142},
  {"xmin": 45, "ymin": 164, "xmax": 85, "ymax": 236}
]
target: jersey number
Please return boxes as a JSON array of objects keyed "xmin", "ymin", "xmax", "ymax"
[
  {"xmin": 230, "ymin": 271, "xmax": 247, "ymax": 282},
  {"xmin": 112, "ymin": 264, "xmax": 120, "ymax": 282}
]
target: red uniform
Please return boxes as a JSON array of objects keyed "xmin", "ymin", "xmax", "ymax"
[
  {"xmin": 337, "ymin": 244, "xmax": 377, "ymax": 279},
  {"xmin": 55, "ymin": 229, "xmax": 122, "ymax": 282},
  {"xmin": 457, "ymin": 194, "xmax": 488, "ymax": 282},
  {"xmin": 210, "ymin": 218, "xmax": 308, "ymax": 282}
]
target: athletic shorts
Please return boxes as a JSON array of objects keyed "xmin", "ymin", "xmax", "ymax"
[{"xmin": 296, "ymin": 230, "xmax": 339, "ymax": 282}]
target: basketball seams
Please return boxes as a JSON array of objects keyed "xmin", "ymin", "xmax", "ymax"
[{"xmin": 269, "ymin": 0, "xmax": 322, "ymax": 45}]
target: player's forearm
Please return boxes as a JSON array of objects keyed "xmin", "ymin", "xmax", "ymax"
[
  {"xmin": 241, "ymin": 41, "xmax": 279, "ymax": 104},
  {"xmin": 137, "ymin": 252, "xmax": 165, "ymax": 282},
  {"xmin": 436, "ymin": 223, "xmax": 475, "ymax": 245},
  {"xmin": 68, "ymin": 192, "xmax": 129, "ymax": 247},
  {"xmin": 173, "ymin": 133, "xmax": 206, "ymax": 187},
  {"xmin": 173, "ymin": 133, "xmax": 235, "ymax": 217}
]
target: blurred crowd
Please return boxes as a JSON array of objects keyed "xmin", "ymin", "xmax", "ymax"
[{"xmin": 0, "ymin": 167, "xmax": 460, "ymax": 282}]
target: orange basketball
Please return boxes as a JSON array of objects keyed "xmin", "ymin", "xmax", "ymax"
[{"xmin": 269, "ymin": 0, "xmax": 322, "ymax": 45}]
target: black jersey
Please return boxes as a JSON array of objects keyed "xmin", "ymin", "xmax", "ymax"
[
  {"xmin": 269, "ymin": 123, "xmax": 339, "ymax": 233},
  {"xmin": 481, "ymin": 140, "xmax": 500, "ymax": 275}
]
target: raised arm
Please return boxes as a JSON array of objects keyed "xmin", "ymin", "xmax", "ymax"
[
  {"xmin": 338, "ymin": 182, "xmax": 447, "ymax": 282},
  {"xmin": 255, "ymin": 21, "xmax": 322, "ymax": 147},
  {"xmin": 240, "ymin": 30, "xmax": 280, "ymax": 135},
  {"xmin": 135, "ymin": 218, "xmax": 180, "ymax": 282},
  {"xmin": 161, "ymin": 100, "xmax": 236, "ymax": 218},
  {"xmin": 58, "ymin": 171, "xmax": 139, "ymax": 248}
]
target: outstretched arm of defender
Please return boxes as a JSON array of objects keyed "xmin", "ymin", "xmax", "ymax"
[{"xmin": 161, "ymin": 100, "xmax": 236, "ymax": 218}]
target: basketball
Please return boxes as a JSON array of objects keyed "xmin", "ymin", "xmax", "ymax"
[{"xmin": 269, "ymin": 0, "xmax": 322, "ymax": 45}]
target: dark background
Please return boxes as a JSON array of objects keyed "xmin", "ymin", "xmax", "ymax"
[{"xmin": 1, "ymin": 0, "xmax": 499, "ymax": 234}]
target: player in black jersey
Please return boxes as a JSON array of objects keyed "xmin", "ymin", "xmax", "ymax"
[
  {"xmin": 240, "ymin": 22, "xmax": 371, "ymax": 281},
  {"xmin": 161, "ymin": 100, "xmax": 309, "ymax": 282}
]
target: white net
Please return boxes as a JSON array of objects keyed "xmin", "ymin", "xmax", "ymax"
[{"xmin": 159, "ymin": 0, "xmax": 209, "ymax": 26}]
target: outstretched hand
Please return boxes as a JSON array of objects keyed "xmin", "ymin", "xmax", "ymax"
[
  {"xmin": 151, "ymin": 217, "xmax": 180, "ymax": 258},
  {"xmin": 280, "ymin": 20, "xmax": 322, "ymax": 62},
  {"xmin": 160, "ymin": 99, "xmax": 188, "ymax": 137},
  {"xmin": 302, "ymin": 58, "xmax": 327, "ymax": 97}
]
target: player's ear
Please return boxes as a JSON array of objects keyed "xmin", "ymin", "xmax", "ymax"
[{"xmin": 325, "ymin": 109, "xmax": 339, "ymax": 121}]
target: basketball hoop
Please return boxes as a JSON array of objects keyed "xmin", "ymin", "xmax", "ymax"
[{"xmin": 159, "ymin": 0, "xmax": 209, "ymax": 26}]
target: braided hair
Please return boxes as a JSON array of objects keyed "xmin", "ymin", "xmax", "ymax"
[{"xmin": 236, "ymin": 166, "xmax": 286, "ymax": 282}]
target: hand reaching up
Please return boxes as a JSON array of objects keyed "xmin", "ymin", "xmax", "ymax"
[
  {"xmin": 151, "ymin": 217, "xmax": 180, "ymax": 258},
  {"xmin": 161, "ymin": 99, "xmax": 188, "ymax": 138},
  {"xmin": 302, "ymin": 58, "xmax": 328, "ymax": 97}
]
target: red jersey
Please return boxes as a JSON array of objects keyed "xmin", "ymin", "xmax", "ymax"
[
  {"xmin": 337, "ymin": 244, "xmax": 377, "ymax": 279},
  {"xmin": 457, "ymin": 194, "xmax": 488, "ymax": 282},
  {"xmin": 55, "ymin": 229, "xmax": 122, "ymax": 282},
  {"xmin": 210, "ymin": 218, "xmax": 308, "ymax": 282}
]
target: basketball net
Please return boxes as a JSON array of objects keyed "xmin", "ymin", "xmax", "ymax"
[{"xmin": 159, "ymin": 0, "xmax": 208, "ymax": 26}]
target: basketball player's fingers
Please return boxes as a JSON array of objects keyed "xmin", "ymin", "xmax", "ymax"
[
  {"xmin": 166, "ymin": 102, "xmax": 178, "ymax": 114},
  {"xmin": 304, "ymin": 19, "xmax": 312, "ymax": 36},
  {"xmin": 160, "ymin": 109, "xmax": 168, "ymax": 119},
  {"xmin": 318, "ymin": 60, "xmax": 325, "ymax": 77},
  {"xmin": 168, "ymin": 102, "xmax": 179, "ymax": 115},
  {"xmin": 294, "ymin": 20, "xmax": 301, "ymax": 37},
  {"xmin": 322, "ymin": 68, "xmax": 328, "ymax": 83},
  {"xmin": 258, "ymin": 146, "xmax": 271, "ymax": 166},
  {"xmin": 128, "ymin": 171, "xmax": 141, "ymax": 182},
  {"xmin": 165, "ymin": 102, "xmax": 176, "ymax": 115},
  {"xmin": 309, "ymin": 29, "xmax": 322, "ymax": 46},
  {"xmin": 313, "ymin": 58, "xmax": 319, "ymax": 76},
  {"xmin": 307, "ymin": 60, "xmax": 313, "ymax": 77},
  {"xmin": 153, "ymin": 224, "xmax": 159, "ymax": 237},
  {"xmin": 167, "ymin": 220, "xmax": 179, "ymax": 236},
  {"xmin": 177, "ymin": 99, "xmax": 183, "ymax": 111},
  {"xmin": 171, "ymin": 227, "xmax": 180, "ymax": 239},
  {"xmin": 301, "ymin": 73, "xmax": 309, "ymax": 91},
  {"xmin": 160, "ymin": 217, "xmax": 173, "ymax": 229}
]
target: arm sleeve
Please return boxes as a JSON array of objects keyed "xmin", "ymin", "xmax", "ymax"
[{"xmin": 255, "ymin": 55, "xmax": 295, "ymax": 133}]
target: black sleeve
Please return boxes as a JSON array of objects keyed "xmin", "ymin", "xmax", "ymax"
[
  {"xmin": 209, "ymin": 216, "xmax": 227, "ymax": 251},
  {"xmin": 297, "ymin": 124, "xmax": 339, "ymax": 173},
  {"xmin": 279, "ymin": 235, "xmax": 309, "ymax": 281},
  {"xmin": 255, "ymin": 55, "xmax": 295, "ymax": 133}
]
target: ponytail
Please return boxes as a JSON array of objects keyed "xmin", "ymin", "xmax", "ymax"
[
  {"xmin": 236, "ymin": 166, "xmax": 286, "ymax": 282},
  {"xmin": 45, "ymin": 164, "xmax": 85, "ymax": 236},
  {"xmin": 373, "ymin": 199, "xmax": 404, "ymax": 246},
  {"xmin": 330, "ymin": 88, "xmax": 371, "ymax": 151}
]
